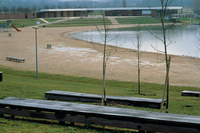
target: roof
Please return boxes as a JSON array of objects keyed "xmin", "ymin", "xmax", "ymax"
[{"xmin": 40, "ymin": 7, "xmax": 183, "ymax": 12}]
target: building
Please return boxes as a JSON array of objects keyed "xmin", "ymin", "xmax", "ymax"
[
  {"xmin": 39, "ymin": 7, "xmax": 182, "ymax": 18},
  {"xmin": 0, "ymin": 7, "xmax": 182, "ymax": 20},
  {"xmin": 0, "ymin": 13, "xmax": 37, "ymax": 20},
  {"xmin": 38, "ymin": 9, "xmax": 88, "ymax": 18}
]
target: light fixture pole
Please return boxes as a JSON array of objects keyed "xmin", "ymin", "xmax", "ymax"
[{"xmin": 32, "ymin": 26, "xmax": 39, "ymax": 79}]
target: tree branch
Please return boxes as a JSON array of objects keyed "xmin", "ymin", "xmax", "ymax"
[{"xmin": 148, "ymin": 29, "xmax": 164, "ymax": 43}]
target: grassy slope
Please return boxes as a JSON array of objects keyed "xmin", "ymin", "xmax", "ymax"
[
  {"xmin": 116, "ymin": 17, "xmax": 160, "ymax": 24},
  {"xmin": 45, "ymin": 18, "xmax": 112, "ymax": 27},
  {"xmin": 45, "ymin": 17, "xmax": 159, "ymax": 28},
  {"xmin": 0, "ymin": 19, "xmax": 44, "ymax": 28},
  {"xmin": 0, "ymin": 65, "xmax": 200, "ymax": 132},
  {"xmin": 44, "ymin": 18, "xmax": 64, "ymax": 22}
]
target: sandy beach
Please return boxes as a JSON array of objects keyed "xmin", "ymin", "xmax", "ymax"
[{"xmin": 0, "ymin": 24, "xmax": 200, "ymax": 88}]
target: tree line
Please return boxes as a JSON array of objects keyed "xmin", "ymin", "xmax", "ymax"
[
  {"xmin": 193, "ymin": 0, "xmax": 200, "ymax": 14},
  {"xmin": 0, "ymin": 6, "xmax": 37, "ymax": 13},
  {"xmin": 0, "ymin": 0, "xmax": 197, "ymax": 14}
]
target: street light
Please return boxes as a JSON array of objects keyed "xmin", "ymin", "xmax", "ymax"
[{"xmin": 32, "ymin": 26, "xmax": 39, "ymax": 79}]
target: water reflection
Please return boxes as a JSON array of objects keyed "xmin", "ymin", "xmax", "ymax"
[{"xmin": 70, "ymin": 25, "xmax": 200, "ymax": 57}]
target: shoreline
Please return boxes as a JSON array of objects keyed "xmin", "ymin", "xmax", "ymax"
[{"xmin": 0, "ymin": 25, "xmax": 199, "ymax": 88}]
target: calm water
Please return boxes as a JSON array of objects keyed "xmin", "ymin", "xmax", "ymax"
[{"xmin": 70, "ymin": 25, "xmax": 200, "ymax": 57}]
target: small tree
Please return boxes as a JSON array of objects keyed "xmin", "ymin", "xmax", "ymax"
[
  {"xmin": 131, "ymin": 29, "xmax": 143, "ymax": 94},
  {"xmin": 148, "ymin": 0, "xmax": 175, "ymax": 113},
  {"xmin": 136, "ymin": 31, "xmax": 142, "ymax": 94},
  {"xmin": 95, "ymin": 14, "xmax": 118, "ymax": 106}
]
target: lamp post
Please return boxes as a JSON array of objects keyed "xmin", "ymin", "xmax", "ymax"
[{"xmin": 32, "ymin": 26, "xmax": 39, "ymax": 79}]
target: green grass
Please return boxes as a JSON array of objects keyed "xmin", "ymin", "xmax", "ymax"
[
  {"xmin": 113, "ymin": 25, "xmax": 163, "ymax": 32},
  {"xmin": 45, "ymin": 18, "xmax": 112, "ymax": 27},
  {"xmin": 1, "ymin": 17, "xmax": 199, "ymax": 30},
  {"xmin": 0, "ymin": 21, "xmax": 7, "ymax": 24},
  {"xmin": 178, "ymin": 17, "xmax": 200, "ymax": 23},
  {"xmin": 0, "ymin": 19, "xmax": 45, "ymax": 28},
  {"xmin": 44, "ymin": 18, "xmax": 64, "ymax": 22},
  {"xmin": 11, "ymin": 19, "xmax": 45, "ymax": 28},
  {"xmin": 0, "ymin": 65, "xmax": 200, "ymax": 132},
  {"xmin": 116, "ymin": 17, "xmax": 160, "ymax": 24}
]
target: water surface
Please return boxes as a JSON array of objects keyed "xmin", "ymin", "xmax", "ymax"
[{"xmin": 70, "ymin": 25, "xmax": 200, "ymax": 57}]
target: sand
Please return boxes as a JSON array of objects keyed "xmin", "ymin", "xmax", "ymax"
[{"xmin": 0, "ymin": 24, "xmax": 200, "ymax": 88}]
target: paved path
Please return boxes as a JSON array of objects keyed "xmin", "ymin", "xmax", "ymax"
[
  {"xmin": 39, "ymin": 18, "xmax": 49, "ymax": 23},
  {"xmin": 108, "ymin": 17, "xmax": 119, "ymax": 25},
  {"xmin": 36, "ymin": 17, "xmax": 78, "ymax": 27}
]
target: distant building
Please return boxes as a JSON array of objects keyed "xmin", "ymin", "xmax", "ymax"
[
  {"xmin": 39, "ymin": 7, "xmax": 182, "ymax": 18},
  {"xmin": 38, "ymin": 9, "xmax": 88, "ymax": 18},
  {"xmin": 0, "ymin": 7, "xmax": 183, "ymax": 20},
  {"xmin": 0, "ymin": 13, "xmax": 37, "ymax": 20}
]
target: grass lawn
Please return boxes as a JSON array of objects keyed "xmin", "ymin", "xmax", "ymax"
[
  {"xmin": 116, "ymin": 17, "xmax": 160, "ymax": 24},
  {"xmin": 44, "ymin": 18, "xmax": 64, "ymax": 22},
  {"xmin": 11, "ymin": 19, "xmax": 45, "ymax": 28},
  {"xmin": 0, "ymin": 65, "xmax": 200, "ymax": 132},
  {"xmin": 113, "ymin": 25, "xmax": 163, "ymax": 32},
  {"xmin": 45, "ymin": 18, "xmax": 112, "ymax": 27},
  {"xmin": 0, "ymin": 21, "xmax": 7, "ymax": 24},
  {"xmin": 0, "ymin": 19, "xmax": 45, "ymax": 28}
]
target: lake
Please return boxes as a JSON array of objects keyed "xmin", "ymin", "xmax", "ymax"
[{"xmin": 70, "ymin": 25, "xmax": 200, "ymax": 57}]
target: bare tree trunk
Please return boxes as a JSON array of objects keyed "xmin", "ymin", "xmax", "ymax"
[
  {"xmin": 133, "ymin": 30, "xmax": 142, "ymax": 94},
  {"xmin": 137, "ymin": 35, "xmax": 141, "ymax": 94},
  {"xmin": 138, "ymin": 68, "xmax": 140, "ymax": 94},
  {"xmin": 166, "ymin": 56, "xmax": 171, "ymax": 113},
  {"xmin": 102, "ymin": 61, "xmax": 107, "ymax": 106},
  {"xmin": 159, "ymin": 0, "xmax": 173, "ymax": 113},
  {"xmin": 102, "ymin": 14, "xmax": 107, "ymax": 106},
  {"xmin": 102, "ymin": 47, "xmax": 107, "ymax": 106},
  {"xmin": 95, "ymin": 14, "xmax": 118, "ymax": 106},
  {"xmin": 160, "ymin": 56, "xmax": 171, "ymax": 112}
]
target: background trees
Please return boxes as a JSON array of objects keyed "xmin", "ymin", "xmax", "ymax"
[
  {"xmin": 193, "ymin": 0, "xmax": 200, "ymax": 14},
  {"xmin": 0, "ymin": 0, "xmax": 195, "ymax": 13},
  {"xmin": 123, "ymin": 0, "xmax": 127, "ymax": 7}
]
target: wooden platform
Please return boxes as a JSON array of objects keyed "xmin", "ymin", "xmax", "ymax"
[
  {"xmin": 45, "ymin": 90, "xmax": 165, "ymax": 109},
  {"xmin": 181, "ymin": 90, "xmax": 200, "ymax": 97},
  {"xmin": 6, "ymin": 56, "xmax": 25, "ymax": 63},
  {"xmin": 0, "ymin": 97, "xmax": 200, "ymax": 133}
]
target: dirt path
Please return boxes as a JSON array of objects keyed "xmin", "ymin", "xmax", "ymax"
[{"xmin": 0, "ymin": 25, "xmax": 200, "ymax": 88}]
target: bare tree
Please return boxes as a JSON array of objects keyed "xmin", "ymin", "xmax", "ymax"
[
  {"xmin": 148, "ymin": 0, "xmax": 174, "ymax": 113},
  {"xmin": 95, "ymin": 14, "xmax": 118, "ymax": 106},
  {"xmin": 136, "ymin": 31, "xmax": 142, "ymax": 94},
  {"xmin": 131, "ymin": 29, "xmax": 143, "ymax": 94}
]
